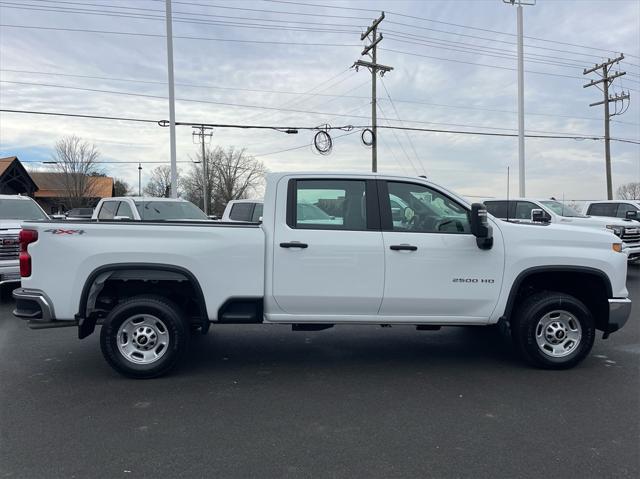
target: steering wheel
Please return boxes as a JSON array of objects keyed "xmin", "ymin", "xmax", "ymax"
[{"xmin": 435, "ymin": 218, "xmax": 464, "ymax": 232}]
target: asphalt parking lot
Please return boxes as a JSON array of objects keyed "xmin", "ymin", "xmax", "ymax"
[{"xmin": 1, "ymin": 272, "xmax": 638, "ymax": 479}]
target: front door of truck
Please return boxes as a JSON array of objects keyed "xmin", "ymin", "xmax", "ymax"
[
  {"xmin": 378, "ymin": 180, "xmax": 504, "ymax": 322},
  {"xmin": 272, "ymin": 178, "xmax": 384, "ymax": 317}
]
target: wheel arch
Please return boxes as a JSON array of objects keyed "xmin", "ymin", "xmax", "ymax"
[
  {"xmin": 502, "ymin": 266, "xmax": 612, "ymax": 331},
  {"xmin": 76, "ymin": 263, "xmax": 208, "ymax": 339}
]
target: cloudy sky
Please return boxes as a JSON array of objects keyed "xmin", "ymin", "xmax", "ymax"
[{"xmin": 0, "ymin": 0, "xmax": 639, "ymax": 201}]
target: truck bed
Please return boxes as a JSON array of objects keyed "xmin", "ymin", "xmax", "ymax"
[{"xmin": 20, "ymin": 220, "xmax": 265, "ymax": 321}]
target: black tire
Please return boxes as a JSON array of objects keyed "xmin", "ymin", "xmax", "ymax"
[
  {"xmin": 511, "ymin": 292, "xmax": 595, "ymax": 369},
  {"xmin": 100, "ymin": 295, "xmax": 189, "ymax": 379}
]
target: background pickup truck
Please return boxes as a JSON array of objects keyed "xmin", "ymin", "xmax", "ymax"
[
  {"xmin": 14, "ymin": 173, "xmax": 631, "ymax": 378},
  {"xmin": 0, "ymin": 194, "xmax": 49, "ymax": 286},
  {"xmin": 92, "ymin": 196, "xmax": 210, "ymax": 221},
  {"xmin": 484, "ymin": 197, "xmax": 640, "ymax": 262}
]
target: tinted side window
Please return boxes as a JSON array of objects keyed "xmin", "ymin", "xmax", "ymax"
[
  {"xmin": 616, "ymin": 203, "xmax": 637, "ymax": 218},
  {"xmin": 229, "ymin": 203, "xmax": 253, "ymax": 221},
  {"xmin": 485, "ymin": 201, "xmax": 508, "ymax": 218},
  {"xmin": 587, "ymin": 203, "xmax": 618, "ymax": 216},
  {"xmin": 116, "ymin": 201, "xmax": 133, "ymax": 218},
  {"xmin": 385, "ymin": 182, "xmax": 470, "ymax": 234},
  {"xmin": 251, "ymin": 203, "xmax": 263, "ymax": 222},
  {"xmin": 98, "ymin": 201, "xmax": 117, "ymax": 220},
  {"xmin": 515, "ymin": 201, "xmax": 537, "ymax": 220},
  {"xmin": 292, "ymin": 180, "xmax": 367, "ymax": 230}
]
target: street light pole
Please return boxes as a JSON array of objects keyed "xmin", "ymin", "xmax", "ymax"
[
  {"xmin": 138, "ymin": 163, "xmax": 142, "ymax": 196},
  {"xmin": 516, "ymin": 3, "xmax": 525, "ymax": 197},
  {"xmin": 504, "ymin": 0, "xmax": 535, "ymax": 197},
  {"xmin": 165, "ymin": 0, "xmax": 178, "ymax": 198}
]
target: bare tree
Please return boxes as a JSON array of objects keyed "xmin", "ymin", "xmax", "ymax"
[
  {"xmin": 113, "ymin": 178, "xmax": 132, "ymax": 197},
  {"xmin": 617, "ymin": 182, "xmax": 640, "ymax": 200},
  {"xmin": 181, "ymin": 146, "xmax": 266, "ymax": 215},
  {"xmin": 51, "ymin": 136, "xmax": 102, "ymax": 208},
  {"xmin": 144, "ymin": 165, "xmax": 176, "ymax": 197}
]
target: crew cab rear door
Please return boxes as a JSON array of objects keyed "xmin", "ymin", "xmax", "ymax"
[
  {"xmin": 378, "ymin": 180, "xmax": 504, "ymax": 322},
  {"xmin": 271, "ymin": 178, "xmax": 384, "ymax": 317}
]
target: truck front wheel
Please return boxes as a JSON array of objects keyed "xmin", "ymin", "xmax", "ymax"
[
  {"xmin": 512, "ymin": 292, "xmax": 595, "ymax": 369},
  {"xmin": 100, "ymin": 295, "xmax": 189, "ymax": 379}
]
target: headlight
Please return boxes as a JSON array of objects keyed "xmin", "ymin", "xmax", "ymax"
[{"xmin": 606, "ymin": 225, "xmax": 624, "ymax": 237}]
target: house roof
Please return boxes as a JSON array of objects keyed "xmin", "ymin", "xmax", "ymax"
[
  {"xmin": 30, "ymin": 172, "xmax": 114, "ymax": 198},
  {"xmin": 0, "ymin": 156, "xmax": 19, "ymax": 176}
]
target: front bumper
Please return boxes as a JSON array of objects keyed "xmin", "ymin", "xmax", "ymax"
[
  {"xmin": 12, "ymin": 288, "xmax": 78, "ymax": 330},
  {"xmin": 606, "ymin": 298, "xmax": 632, "ymax": 336},
  {"xmin": 622, "ymin": 242, "xmax": 640, "ymax": 262}
]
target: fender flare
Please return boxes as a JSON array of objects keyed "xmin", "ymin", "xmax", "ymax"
[
  {"xmin": 501, "ymin": 265, "xmax": 613, "ymax": 320},
  {"xmin": 76, "ymin": 263, "xmax": 207, "ymax": 339}
]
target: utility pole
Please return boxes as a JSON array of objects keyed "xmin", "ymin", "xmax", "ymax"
[
  {"xmin": 165, "ymin": 0, "xmax": 178, "ymax": 198},
  {"xmin": 583, "ymin": 54, "xmax": 629, "ymax": 199},
  {"xmin": 503, "ymin": 0, "xmax": 535, "ymax": 197},
  {"xmin": 192, "ymin": 126, "xmax": 213, "ymax": 215},
  {"xmin": 353, "ymin": 12, "xmax": 393, "ymax": 173},
  {"xmin": 138, "ymin": 163, "xmax": 142, "ymax": 196}
]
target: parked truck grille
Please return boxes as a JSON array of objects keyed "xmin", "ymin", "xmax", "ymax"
[
  {"xmin": 0, "ymin": 234, "xmax": 20, "ymax": 260},
  {"xmin": 622, "ymin": 227, "xmax": 640, "ymax": 244}
]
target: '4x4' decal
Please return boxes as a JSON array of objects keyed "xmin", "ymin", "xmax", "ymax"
[{"xmin": 44, "ymin": 228, "xmax": 85, "ymax": 235}]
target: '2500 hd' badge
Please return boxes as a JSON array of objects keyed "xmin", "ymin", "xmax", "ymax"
[{"xmin": 452, "ymin": 278, "xmax": 495, "ymax": 284}]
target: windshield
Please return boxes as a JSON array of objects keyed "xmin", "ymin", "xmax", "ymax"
[
  {"xmin": 540, "ymin": 201, "xmax": 583, "ymax": 217},
  {"xmin": 134, "ymin": 201, "xmax": 208, "ymax": 220},
  {"xmin": 0, "ymin": 199, "xmax": 48, "ymax": 220}
]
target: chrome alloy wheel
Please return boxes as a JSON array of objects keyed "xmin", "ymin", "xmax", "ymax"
[
  {"xmin": 117, "ymin": 314, "xmax": 170, "ymax": 364},
  {"xmin": 535, "ymin": 310, "xmax": 582, "ymax": 358}
]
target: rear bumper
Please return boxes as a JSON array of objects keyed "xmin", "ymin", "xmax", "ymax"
[
  {"xmin": 0, "ymin": 263, "xmax": 20, "ymax": 285},
  {"xmin": 12, "ymin": 288, "xmax": 77, "ymax": 329},
  {"xmin": 606, "ymin": 298, "xmax": 632, "ymax": 335}
]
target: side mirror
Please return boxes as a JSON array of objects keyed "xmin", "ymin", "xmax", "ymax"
[
  {"xmin": 470, "ymin": 203, "xmax": 493, "ymax": 250},
  {"xmin": 113, "ymin": 216, "xmax": 131, "ymax": 221},
  {"xmin": 626, "ymin": 210, "xmax": 638, "ymax": 220},
  {"xmin": 531, "ymin": 209, "xmax": 548, "ymax": 223}
]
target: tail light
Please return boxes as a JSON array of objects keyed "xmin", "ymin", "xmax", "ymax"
[{"xmin": 19, "ymin": 229, "xmax": 38, "ymax": 277}]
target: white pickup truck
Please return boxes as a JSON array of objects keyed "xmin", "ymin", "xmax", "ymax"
[
  {"xmin": 0, "ymin": 195, "xmax": 49, "ymax": 286},
  {"xmin": 14, "ymin": 173, "xmax": 631, "ymax": 378},
  {"xmin": 92, "ymin": 196, "xmax": 209, "ymax": 221},
  {"xmin": 484, "ymin": 198, "xmax": 640, "ymax": 261}
]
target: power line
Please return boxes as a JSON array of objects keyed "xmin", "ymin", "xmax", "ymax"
[
  {"xmin": 4, "ymin": 80, "xmax": 638, "ymax": 137},
  {"xmin": 377, "ymin": 102, "xmax": 422, "ymax": 176},
  {"xmin": 2, "ymin": 67, "xmax": 637, "ymax": 126},
  {"xmin": 253, "ymin": 130, "xmax": 359, "ymax": 157},
  {"xmin": 162, "ymin": 0, "xmax": 369, "ymax": 21},
  {"xmin": 0, "ymin": 2, "xmax": 363, "ymax": 35},
  {"xmin": 381, "ymin": 48, "xmax": 639, "ymax": 91},
  {"xmin": 0, "ymin": 23, "xmax": 359, "ymax": 47},
  {"xmin": 379, "ymin": 78, "xmax": 425, "ymax": 175},
  {"xmin": 31, "ymin": 0, "xmax": 365, "ymax": 28},
  {"xmin": 2, "ymin": 108, "xmax": 638, "ymax": 144},
  {"xmin": 10, "ymin": 1, "xmax": 640, "ymax": 72},
  {"xmin": 265, "ymin": 0, "xmax": 630, "ymax": 58}
]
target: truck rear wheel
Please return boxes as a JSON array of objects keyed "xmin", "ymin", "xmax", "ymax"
[
  {"xmin": 100, "ymin": 295, "xmax": 188, "ymax": 379},
  {"xmin": 511, "ymin": 292, "xmax": 595, "ymax": 369}
]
